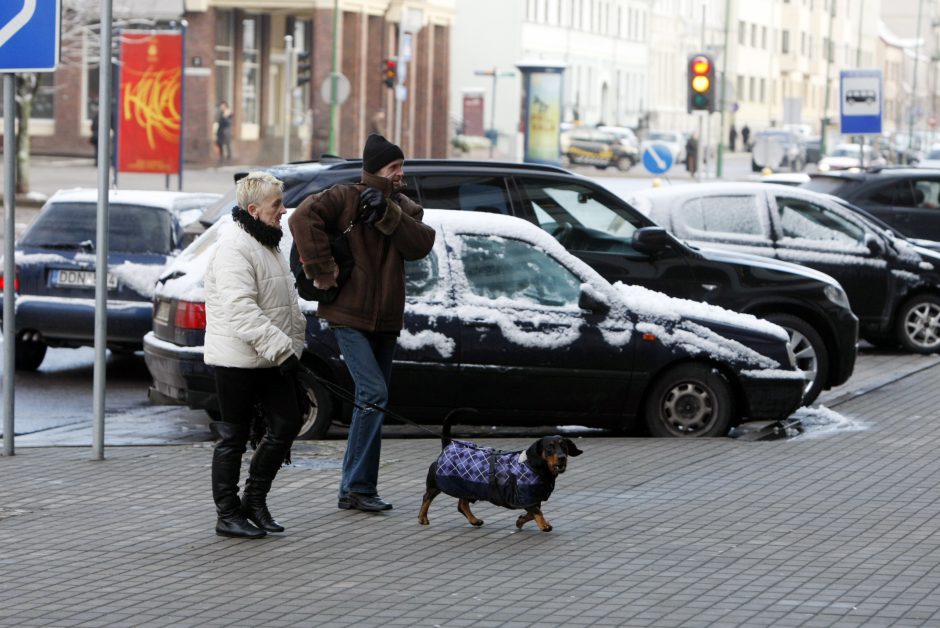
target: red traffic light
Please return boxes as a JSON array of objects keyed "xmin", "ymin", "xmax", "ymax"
[
  {"xmin": 687, "ymin": 53, "xmax": 715, "ymax": 113},
  {"xmin": 691, "ymin": 56, "xmax": 711, "ymax": 75},
  {"xmin": 383, "ymin": 59, "xmax": 397, "ymax": 87}
]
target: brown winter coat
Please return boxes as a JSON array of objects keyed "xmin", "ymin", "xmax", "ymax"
[{"xmin": 288, "ymin": 171, "xmax": 436, "ymax": 333}]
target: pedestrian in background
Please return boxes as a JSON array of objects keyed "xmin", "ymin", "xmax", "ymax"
[
  {"xmin": 729, "ymin": 124, "xmax": 738, "ymax": 152},
  {"xmin": 741, "ymin": 124, "xmax": 751, "ymax": 150},
  {"xmin": 205, "ymin": 171, "xmax": 307, "ymax": 538},
  {"xmin": 685, "ymin": 133, "xmax": 699, "ymax": 178},
  {"xmin": 289, "ymin": 134, "xmax": 435, "ymax": 513},
  {"xmin": 215, "ymin": 101, "xmax": 233, "ymax": 164}
]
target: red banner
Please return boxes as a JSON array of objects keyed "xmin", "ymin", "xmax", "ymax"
[{"xmin": 117, "ymin": 32, "xmax": 182, "ymax": 174}]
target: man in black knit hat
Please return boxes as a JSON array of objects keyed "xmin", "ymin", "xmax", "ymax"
[{"xmin": 289, "ymin": 134, "xmax": 435, "ymax": 513}]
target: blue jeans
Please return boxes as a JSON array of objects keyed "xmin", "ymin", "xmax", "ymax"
[{"xmin": 333, "ymin": 327, "xmax": 397, "ymax": 498}]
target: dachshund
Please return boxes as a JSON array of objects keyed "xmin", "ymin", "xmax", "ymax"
[{"xmin": 417, "ymin": 431, "xmax": 582, "ymax": 532}]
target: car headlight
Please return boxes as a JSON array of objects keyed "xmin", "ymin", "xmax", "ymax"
[
  {"xmin": 824, "ymin": 284, "xmax": 850, "ymax": 309},
  {"xmin": 819, "ymin": 162, "xmax": 830, "ymax": 171}
]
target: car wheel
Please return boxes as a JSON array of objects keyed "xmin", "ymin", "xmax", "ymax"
[
  {"xmin": 766, "ymin": 313, "xmax": 827, "ymax": 406},
  {"xmin": 616, "ymin": 157, "xmax": 632, "ymax": 172},
  {"xmin": 643, "ymin": 363, "xmax": 734, "ymax": 437},
  {"xmin": 594, "ymin": 164, "xmax": 608, "ymax": 170},
  {"xmin": 751, "ymin": 159, "xmax": 761, "ymax": 172},
  {"xmin": 896, "ymin": 294, "xmax": 940, "ymax": 353},
  {"xmin": 14, "ymin": 332, "xmax": 47, "ymax": 371},
  {"xmin": 296, "ymin": 376, "xmax": 334, "ymax": 439}
]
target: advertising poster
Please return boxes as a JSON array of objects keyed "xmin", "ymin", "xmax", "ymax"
[
  {"xmin": 520, "ymin": 65, "xmax": 564, "ymax": 165},
  {"xmin": 117, "ymin": 32, "xmax": 182, "ymax": 174}
]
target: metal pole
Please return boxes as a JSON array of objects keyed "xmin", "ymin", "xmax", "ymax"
[
  {"xmin": 283, "ymin": 34, "xmax": 293, "ymax": 163},
  {"xmin": 716, "ymin": 0, "xmax": 731, "ymax": 178},
  {"xmin": 908, "ymin": 0, "xmax": 925, "ymax": 163},
  {"xmin": 3, "ymin": 74, "xmax": 16, "ymax": 457},
  {"xmin": 178, "ymin": 21, "xmax": 187, "ymax": 191},
  {"xmin": 856, "ymin": 0, "xmax": 864, "ymax": 67},
  {"xmin": 328, "ymin": 0, "xmax": 338, "ymax": 155},
  {"xmin": 821, "ymin": 0, "xmax": 835, "ymax": 157},
  {"xmin": 489, "ymin": 68, "xmax": 497, "ymax": 159},
  {"xmin": 93, "ymin": 0, "xmax": 114, "ymax": 460},
  {"xmin": 394, "ymin": 26, "xmax": 404, "ymax": 146}
]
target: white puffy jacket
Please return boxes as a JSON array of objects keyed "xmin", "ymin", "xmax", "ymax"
[{"xmin": 204, "ymin": 222, "xmax": 306, "ymax": 368}]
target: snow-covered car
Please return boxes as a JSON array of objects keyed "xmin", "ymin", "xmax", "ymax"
[
  {"xmin": 632, "ymin": 182, "xmax": 940, "ymax": 354},
  {"xmin": 0, "ymin": 188, "xmax": 221, "ymax": 370},
  {"xmin": 817, "ymin": 143, "xmax": 887, "ymax": 172},
  {"xmin": 916, "ymin": 146, "xmax": 940, "ymax": 169},
  {"xmin": 144, "ymin": 209, "xmax": 804, "ymax": 439}
]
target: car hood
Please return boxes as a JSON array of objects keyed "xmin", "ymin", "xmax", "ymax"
[{"xmin": 692, "ymin": 245, "xmax": 843, "ymax": 288}]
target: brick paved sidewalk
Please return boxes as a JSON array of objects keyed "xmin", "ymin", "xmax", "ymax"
[{"xmin": 3, "ymin": 362, "xmax": 940, "ymax": 627}]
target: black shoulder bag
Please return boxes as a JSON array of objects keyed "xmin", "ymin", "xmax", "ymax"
[{"xmin": 290, "ymin": 210, "xmax": 365, "ymax": 304}]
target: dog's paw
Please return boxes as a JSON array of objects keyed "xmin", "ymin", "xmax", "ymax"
[
  {"xmin": 471, "ymin": 519, "xmax": 484, "ymax": 527},
  {"xmin": 540, "ymin": 524, "xmax": 553, "ymax": 532},
  {"xmin": 418, "ymin": 517, "xmax": 429, "ymax": 525}
]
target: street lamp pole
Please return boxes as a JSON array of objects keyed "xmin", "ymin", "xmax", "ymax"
[
  {"xmin": 908, "ymin": 0, "xmax": 926, "ymax": 163},
  {"xmin": 716, "ymin": 0, "xmax": 731, "ymax": 178},
  {"xmin": 820, "ymin": 0, "xmax": 835, "ymax": 158},
  {"xmin": 328, "ymin": 0, "xmax": 339, "ymax": 155}
]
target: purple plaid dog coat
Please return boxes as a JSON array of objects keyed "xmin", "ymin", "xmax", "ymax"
[{"xmin": 434, "ymin": 440, "xmax": 554, "ymax": 509}]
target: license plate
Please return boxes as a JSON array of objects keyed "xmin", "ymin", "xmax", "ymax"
[
  {"xmin": 154, "ymin": 300, "xmax": 171, "ymax": 325},
  {"xmin": 51, "ymin": 269, "xmax": 118, "ymax": 289}
]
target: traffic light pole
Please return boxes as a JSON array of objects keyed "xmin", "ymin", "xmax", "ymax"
[
  {"xmin": 716, "ymin": 0, "xmax": 731, "ymax": 178},
  {"xmin": 283, "ymin": 35, "xmax": 293, "ymax": 164},
  {"xmin": 328, "ymin": 0, "xmax": 339, "ymax": 155}
]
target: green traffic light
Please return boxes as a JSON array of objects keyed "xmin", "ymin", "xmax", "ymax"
[{"xmin": 693, "ymin": 94, "xmax": 709, "ymax": 108}]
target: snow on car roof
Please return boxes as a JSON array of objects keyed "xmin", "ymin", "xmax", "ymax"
[{"xmin": 47, "ymin": 187, "xmax": 220, "ymax": 210}]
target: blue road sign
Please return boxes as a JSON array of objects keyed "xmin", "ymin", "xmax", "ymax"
[
  {"xmin": 840, "ymin": 69, "xmax": 882, "ymax": 135},
  {"xmin": 0, "ymin": 0, "xmax": 61, "ymax": 73},
  {"xmin": 642, "ymin": 142, "xmax": 674, "ymax": 175}
]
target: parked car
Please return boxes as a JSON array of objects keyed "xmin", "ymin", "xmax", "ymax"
[
  {"xmin": 146, "ymin": 209, "xmax": 804, "ymax": 439},
  {"xmin": 817, "ymin": 143, "xmax": 887, "ymax": 172},
  {"xmin": 916, "ymin": 146, "xmax": 940, "ymax": 169},
  {"xmin": 0, "ymin": 188, "xmax": 221, "ymax": 370},
  {"xmin": 183, "ymin": 158, "xmax": 858, "ymax": 406},
  {"xmin": 803, "ymin": 136, "xmax": 822, "ymax": 165},
  {"xmin": 631, "ymin": 182, "xmax": 940, "ymax": 354},
  {"xmin": 801, "ymin": 168, "xmax": 940, "ymax": 241},
  {"xmin": 563, "ymin": 128, "xmax": 638, "ymax": 171},
  {"xmin": 751, "ymin": 129, "xmax": 807, "ymax": 172},
  {"xmin": 641, "ymin": 130, "xmax": 686, "ymax": 165}
]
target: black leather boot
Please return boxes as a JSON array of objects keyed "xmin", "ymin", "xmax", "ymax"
[
  {"xmin": 242, "ymin": 433, "xmax": 292, "ymax": 533},
  {"xmin": 212, "ymin": 421, "xmax": 266, "ymax": 539}
]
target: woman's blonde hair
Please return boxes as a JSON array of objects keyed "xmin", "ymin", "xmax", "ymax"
[{"xmin": 236, "ymin": 171, "xmax": 284, "ymax": 209}]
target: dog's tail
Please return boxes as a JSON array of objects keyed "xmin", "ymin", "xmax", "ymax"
[{"xmin": 441, "ymin": 407, "xmax": 479, "ymax": 448}]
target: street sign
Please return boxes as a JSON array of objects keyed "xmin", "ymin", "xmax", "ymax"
[
  {"xmin": 0, "ymin": 0, "xmax": 61, "ymax": 73},
  {"xmin": 840, "ymin": 69, "xmax": 882, "ymax": 135},
  {"xmin": 320, "ymin": 72, "xmax": 350, "ymax": 105},
  {"xmin": 642, "ymin": 142, "xmax": 674, "ymax": 175}
]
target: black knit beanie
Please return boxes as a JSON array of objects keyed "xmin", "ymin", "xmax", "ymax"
[{"xmin": 362, "ymin": 133, "xmax": 404, "ymax": 174}]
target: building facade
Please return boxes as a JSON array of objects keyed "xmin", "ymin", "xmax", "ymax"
[{"xmin": 18, "ymin": 0, "xmax": 454, "ymax": 165}]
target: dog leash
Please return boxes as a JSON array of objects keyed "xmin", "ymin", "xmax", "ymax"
[{"xmin": 299, "ymin": 364, "xmax": 449, "ymax": 438}]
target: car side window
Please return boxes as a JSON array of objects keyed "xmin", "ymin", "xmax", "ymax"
[
  {"xmin": 776, "ymin": 197, "xmax": 866, "ymax": 249},
  {"xmin": 868, "ymin": 181, "xmax": 914, "ymax": 206},
  {"xmin": 405, "ymin": 247, "xmax": 441, "ymax": 300},
  {"xmin": 516, "ymin": 178, "xmax": 643, "ymax": 247},
  {"xmin": 415, "ymin": 175, "xmax": 511, "ymax": 215},
  {"xmin": 674, "ymin": 195, "xmax": 767, "ymax": 239},
  {"xmin": 912, "ymin": 180, "xmax": 940, "ymax": 208},
  {"xmin": 456, "ymin": 235, "xmax": 581, "ymax": 307}
]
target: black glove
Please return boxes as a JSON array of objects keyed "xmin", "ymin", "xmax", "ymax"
[
  {"xmin": 360, "ymin": 187, "xmax": 387, "ymax": 224},
  {"xmin": 279, "ymin": 354, "xmax": 300, "ymax": 376}
]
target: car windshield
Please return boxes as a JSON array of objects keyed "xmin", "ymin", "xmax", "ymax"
[
  {"xmin": 20, "ymin": 202, "xmax": 174, "ymax": 254},
  {"xmin": 927, "ymin": 150, "xmax": 940, "ymax": 160},
  {"xmin": 647, "ymin": 132, "xmax": 675, "ymax": 142},
  {"xmin": 830, "ymin": 146, "xmax": 861, "ymax": 158}
]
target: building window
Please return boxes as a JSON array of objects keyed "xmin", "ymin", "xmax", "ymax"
[
  {"xmin": 737, "ymin": 76, "xmax": 745, "ymax": 101},
  {"xmin": 214, "ymin": 9, "xmax": 234, "ymax": 109},
  {"xmin": 241, "ymin": 15, "xmax": 261, "ymax": 127},
  {"xmin": 749, "ymin": 76, "xmax": 755, "ymax": 101},
  {"xmin": 751, "ymin": 24, "xmax": 757, "ymax": 47},
  {"xmin": 762, "ymin": 26, "xmax": 767, "ymax": 49},
  {"xmin": 760, "ymin": 78, "xmax": 766, "ymax": 102},
  {"xmin": 782, "ymin": 30, "xmax": 789, "ymax": 54},
  {"xmin": 739, "ymin": 20, "xmax": 746, "ymax": 45}
]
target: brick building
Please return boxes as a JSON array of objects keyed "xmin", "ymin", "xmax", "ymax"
[{"xmin": 26, "ymin": 0, "xmax": 454, "ymax": 166}]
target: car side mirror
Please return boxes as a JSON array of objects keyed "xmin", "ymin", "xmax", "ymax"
[
  {"xmin": 578, "ymin": 285, "xmax": 610, "ymax": 315},
  {"xmin": 633, "ymin": 226, "xmax": 676, "ymax": 255},
  {"xmin": 864, "ymin": 232, "xmax": 884, "ymax": 256}
]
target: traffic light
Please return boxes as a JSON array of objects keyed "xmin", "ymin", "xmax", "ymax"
[
  {"xmin": 687, "ymin": 53, "xmax": 715, "ymax": 113},
  {"xmin": 383, "ymin": 59, "xmax": 397, "ymax": 88},
  {"xmin": 297, "ymin": 51, "xmax": 312, "ymax": 88}
]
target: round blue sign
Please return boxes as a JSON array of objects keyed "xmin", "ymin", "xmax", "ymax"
[{"xmin": 642, "ymin": 142, "xmax": 674, "ymax": 175}]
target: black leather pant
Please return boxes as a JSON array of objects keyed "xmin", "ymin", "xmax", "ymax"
[{"xmin": 211, "ymin": 366, "xmax": 302, "ymax": 516}]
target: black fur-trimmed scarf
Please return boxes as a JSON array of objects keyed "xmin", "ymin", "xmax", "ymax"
[{"xmin": 232, "ymin": 206, "xmax": 283, "ymax": 249}]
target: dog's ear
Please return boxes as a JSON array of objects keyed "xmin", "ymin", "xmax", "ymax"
[
  {"xmin": 526, "ymin": 439, "xmax": 544, "ymax": 461},
  {"xmin": 562, "ymin": 438, "xmax": 583, "ymax": 457}
]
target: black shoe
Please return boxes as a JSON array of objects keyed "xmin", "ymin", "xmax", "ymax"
[
  {"xmin": 242, "ymin": 504, "xmax": 285, "ymax": 533},
  {"xmin": 346, "ymin": 493, "xmax": 393, "ymax": 512},
  {"xmin": 337, "ymin": 496, "xmax": 352, "ymax": 510},
  {"xmin": 216, "ymin": 514, "xmax": 267, "ymax": 538}
]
